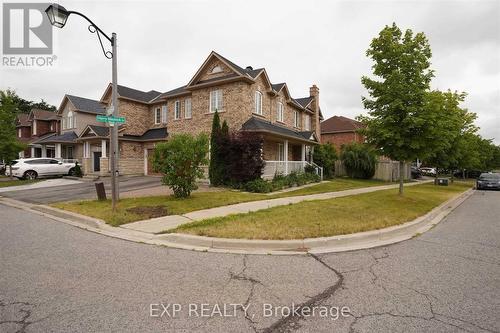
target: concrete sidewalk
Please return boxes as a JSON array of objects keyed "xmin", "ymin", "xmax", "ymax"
[
  {"xmin": 0, "ymin": 178, "xmax": 82, "ymax": 193},
  {"xmin": 122, "ymin": 180, "xmax": 433, "ymax": 234}
]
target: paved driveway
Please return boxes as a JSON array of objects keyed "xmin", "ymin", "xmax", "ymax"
[
  {"xmin": 1, "ymin": 190, "xmax": 499, "ymax": 332},
  {"xmin": 0, "ymin": 176, "xmax": 163, "ymax": 204}
]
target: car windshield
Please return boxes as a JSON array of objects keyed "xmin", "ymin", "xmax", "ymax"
[
  {"xmin": 9, "ymin": 160, "xmax": 19, "ymax": 165},
  {"xmin": 479, "ymin": 174, "xmax": 500, "ymax": 181}
]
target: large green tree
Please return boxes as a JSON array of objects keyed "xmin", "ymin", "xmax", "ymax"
[
  {"xmin": 3, "ymin": 89, "xmax": 56, "ymax": 113},
  {"xmin": 359, "ymin": 23, "xmax": 436, "ymax": 195},
  {"xmin": 0, "ymin": 90, "xmax": 26, "ymax": 178},
  {"xmin": 426, "ymin": 90, "xmax": 478, "ymax": 181}
]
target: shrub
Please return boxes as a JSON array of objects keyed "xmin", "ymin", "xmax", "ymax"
[
  {"xmin": 209, "ymin": 111, "xmax": 226, "ymax": 186},
  {"xmin": 313, "ymin": 144, "xmax": 338, "ymax": 179},
  {"xmin": 227, "ymin": 132, "xmax": 264, "ymax": 183},
  {"xmin": 340, "ymin": 143, "xmax": 378, "ymax": 179},
  {"xmin": 153, "ymin": 134, "xmax": 209, "ymax": 198},
  {"xmin": 243, "ymin": 179, "xmax": 273, "ymax": 193},
  {"xmin": 73, "ymin": 161, "xmax": 83, "ymax": 177}
]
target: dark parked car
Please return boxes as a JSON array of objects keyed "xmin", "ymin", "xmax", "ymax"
[
  {"xmin": 476, "ymin": 173, "xmax": 500, "ymax": 190},
  {"xmin": 411, "ymin": 166, "xmax": 422, "ymax": 179}
]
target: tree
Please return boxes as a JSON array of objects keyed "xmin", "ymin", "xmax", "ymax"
[
  {"xmin": 359, "ymin": 23, "xmax": 435, "ymax": 195},
  {"xmin": 340, "ymin": 143, "xmax": 378, "ymax": 179},
  {"xmin": 1, "ymin": 89, "xmax": 56, "ymax": 113},
  {"xmin": 425, "ymin": 90, "xmax": 478, "ymax": 182},
  {"xmin": 209, "ymin": 111, "xmax": 225, "ymax": 186},
  {"xmin": 152, "ymin": 134, "xmax": 209, "ymax": 198},
  {"xmin": 227, "ymin": 132, "xmax": 264, "ymax": 184},
  {"xmin": 313, "ymin": 143, "xmax": 338, "ymax": 179},
  {"xmin": 0, "ymin": 90, "xmax": 26, "ymax": 179}
]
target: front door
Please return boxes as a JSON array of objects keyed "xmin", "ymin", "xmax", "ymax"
[{"xmin": 93, "ymin": 151, "xmax": 101, "ymax": 172}]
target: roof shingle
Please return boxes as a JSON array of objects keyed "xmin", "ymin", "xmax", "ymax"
[
  {"xmin": 66, "ymin": 95, "xmax": 106, "ymax": 114},
  {"xmin": 320, "ymin": 116, "xmax": 364, "ymax": 133}
]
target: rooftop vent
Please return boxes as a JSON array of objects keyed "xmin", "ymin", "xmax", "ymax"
[{"xmin": 246, "ymin": 66, "xmax": 253, "ymax": 71}]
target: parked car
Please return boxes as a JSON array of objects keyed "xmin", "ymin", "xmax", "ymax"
[
  {"xmin": 476, "ymin": 173, "xmax": 500, "ymax": 190},
  {"xmin": 420, "ymin": 167, "xmax": 436, "ymax": 176},
  {"xmin": 411, "ymin": 166, "xmax": 422, "ymax": 179},
  {"xmin": 5, "ymin": 158, "xmax": 77, "ymax": 180}
]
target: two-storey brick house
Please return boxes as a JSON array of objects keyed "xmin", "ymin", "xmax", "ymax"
[
  {"xmin": 16, "ymin": 109, "xmax": 60, "ymax": 158},
  {"xmin": 146, "ymin": 51, "xmax": 324, "ymax": 177},
  {"xmin": 320, "ymin": 115, "xmax": 365, "ymax": 153}
]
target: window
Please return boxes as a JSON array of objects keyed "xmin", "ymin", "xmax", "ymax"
[
  {"xmin": 161, "ymin": 105, "xmax": 167, "ymax": 123},
  {"xmin": 277, "ymin": 143, "xmax": 285, "ymax": 161},
  {"xmin": 294, "ymin": 111, "xmax": 300, "ymax": 128},
  {"xmin": 62, "ymin": 118, "xmax": 66, "ymax": 130},
  {"xmin": 33, "ymin": 120, "xmax": 37, "ymax": 135},
  {"xmin": 277, "ymin": 102, "xmax": 284, "ymax": 122},
  {"xmin": 174, "ymin": 101, "xmax": 181, "ymax": 120},
  {"xmin": 66, "ymin": 111, "xmax": 74, "ymax": 129},
  {"xmin": 305, "ymin": 114, "xmax": 311, "ymax": 131},
  {"xmin": 185, "ymin": 98, "xmax": 192, "ymax": 119},
  {"xmin": 18, "ymin": 128, "xmax": 21, "ymax": 138},
  {"xmin": 155, "ymin": 107, "xmax": 161, "ymax": 124},
  {"xmin": 211, "ymin": 65, "xmax": 223, "ymax": 74},
  {"xmin": 210, "ymin": 89, "xmax": 223, "ymax": 112},
  {"xmin": 50, "ymin": 122, "xmax": 54, "ymax": 131},
  {"xmin": 254, "ymin": 91, "xmax": 263, "ymax": 115}
]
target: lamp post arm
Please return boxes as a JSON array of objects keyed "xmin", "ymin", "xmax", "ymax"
[{"xmin": 67, "ymin": 10, "xmax": 115, "ymax": 58}]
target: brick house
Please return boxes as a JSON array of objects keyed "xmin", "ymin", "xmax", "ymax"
[
  {"xmin": 146, "ymin": 51, "xmax": 324, "ymax": 178},
  {"xmin": 20, "ymin": 51, "xmax": 325, "ymax": 178},
  {"xmin": 16, "ymin": 109, "xmax": 60, "ymax": 158},
  {"xmin": 320, "ymin": 115, "xmax": 365, "ymax": 153}
]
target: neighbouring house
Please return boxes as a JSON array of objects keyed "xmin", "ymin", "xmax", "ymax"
[
  {"xmin": 147, "ymin": 51, "xmax": 324, "ymax": 178},
  {"xmin": 15, "ymin": 109, "xmax": 60, "ymax": 158},
  {"xmin": 320, "ymin": 115, "xmax": 365, "ymax": 153}
]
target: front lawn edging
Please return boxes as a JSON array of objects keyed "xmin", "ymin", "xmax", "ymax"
[{"xmin": 157, "ymin": 188, "xmax": 474, "ymax": 253}]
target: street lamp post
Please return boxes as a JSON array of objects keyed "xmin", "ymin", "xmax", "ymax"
[{"xmin": 45, "ymin": 4, "xmax": 120, "ymax": 210}]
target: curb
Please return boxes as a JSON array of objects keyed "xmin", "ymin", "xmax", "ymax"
[{"xmin": 0, "ymin": 188, "xmax": 474, "ymax": 255}]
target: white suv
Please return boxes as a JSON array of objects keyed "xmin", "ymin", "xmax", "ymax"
[{"xmin": 6, "ymin": 158, "xmax": 77, "ymax": 180}]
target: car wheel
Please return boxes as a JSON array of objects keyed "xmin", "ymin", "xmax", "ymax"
[
  {"xmin": 23, "ymin": 170, "xmax": 38, "ymax": 180},
  {"xmin": 68, "ymin": 168, "xmax": 75, "ymax": 176}
]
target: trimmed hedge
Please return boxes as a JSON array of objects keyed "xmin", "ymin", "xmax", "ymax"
[{"xmin": 243, "ymin": 171, "xmax": 321, "ymax": 193}]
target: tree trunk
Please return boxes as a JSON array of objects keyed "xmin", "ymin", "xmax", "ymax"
[
  {"xmin": 9, "ymin": 165, "xmax": 13, "ymax": 180},
  {"xmin": 462, "ymin": 169, "xmax": 465, "ymax": 179},
  {"xmin": 399, "ymin": 160, "xmax": 404, "ymax": 196}
]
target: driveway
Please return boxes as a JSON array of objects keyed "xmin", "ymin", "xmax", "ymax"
[
  {"xmin": 0, "ymin": 190, "xmax": 499, "ymax": 332},
  {"xmin": 0, "ymin": 176, "xmax": 163, "ymax": 204}
]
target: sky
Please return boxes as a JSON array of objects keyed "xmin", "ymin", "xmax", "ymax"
[{"xmin": 1, "ymin": 0, "xmax": 499, "ymax": 143}]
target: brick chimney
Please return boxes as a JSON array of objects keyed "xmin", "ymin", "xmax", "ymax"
[{"xmin": 309, "ymin": 84, "xmax": 321, "ymax": 142}]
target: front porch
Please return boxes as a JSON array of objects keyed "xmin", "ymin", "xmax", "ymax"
[{"xmin": 261, "ymin": 135, "xmax": 322, "ymax": 179}]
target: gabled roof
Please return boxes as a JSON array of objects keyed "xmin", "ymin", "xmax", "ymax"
[
  {"xmin": 65, "ymin": 95, "xmax": 106, "ymax": 115},
  {"xmin": 117, "ymin": 85, "xmax": 162, "ymax": 103},
  {"xmin": 294, "ymin": 97, "xmax": 314, "ymax": 108},
  {"xmin": 16, "ymin": 114, "xmax": 31, "ymax": 127},
  {"xmin": 30, "ymin": 109, "xmax": 59, "ymax": 120},
  {"xmin": 32, "ymin": 131, "xmax": 77, "ymax": 144},
  {"xmin": 320, "ymin": 116, "xmax": 364, "ymax": 133},
  {"xmin": 241, "ymin": 117, "xmax": 318, "ymax": 144},
  {"xmin": 150, "ymin": 85, "xmax": 189, "ymax": 103}
]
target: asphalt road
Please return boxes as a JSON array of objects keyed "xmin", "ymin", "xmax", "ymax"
[
  {"xmin": 1, "ymin": 190, "xmax": 499, "ymax": 332},
  {"xmin": 0, "ymin": 176, "xmax": 162, "ymax": 204}
]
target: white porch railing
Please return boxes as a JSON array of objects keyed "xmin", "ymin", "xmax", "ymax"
[{"xmin": 262, "ymin": 161, "xmax": 323, "ymax": 180}]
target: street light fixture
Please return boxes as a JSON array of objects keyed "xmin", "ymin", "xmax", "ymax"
[{"xmin": 45, "ymin": 3, "xmax": 120, "ymax": 210}]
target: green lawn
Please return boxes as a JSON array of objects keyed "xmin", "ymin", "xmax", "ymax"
[
  {"xmin": 51, "ymin": 178, "xmax": 393, "ymax": 226},
  {"xmin": 172, "ymin": 182, "xmax": 472, "ymax": 240},
  {"xmin": 0, "ymin": 179, "xmax": 39, "ymax": 188}
]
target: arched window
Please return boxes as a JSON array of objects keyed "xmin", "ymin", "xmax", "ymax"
[{"xmin": 67, "ymin": 111, "xmax": 74, "ymax": 129}]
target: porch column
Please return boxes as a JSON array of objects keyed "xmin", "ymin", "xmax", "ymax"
[
  {"xmin": 101, "ymin": 140, "xmax": 107, "ymax": 158},
  {"xmin": 30, "ymin": 147, "xmax": 35, "ymax": 157},
  {"xmin": 55, "ymin": 144, "xmax": 62, "ymax": 158},
  {"xmin": 84, "ymin": 142, "xmax": 90, "ymax": 158},
  {"xmin": 284, "ymin": 140, "xmax": 289, "ymax": 175},
  {"xmin": 41, "ymin": 145, "xmax": 47, "ymax": 157},
  {"xmin": 301, "ymin": 144, "xmax": 306, "ymax": 164}
]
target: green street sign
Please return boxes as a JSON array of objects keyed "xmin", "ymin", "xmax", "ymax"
[{"xmin": 96, "ymin": 115, "xmax": 126, "ymax": 123}]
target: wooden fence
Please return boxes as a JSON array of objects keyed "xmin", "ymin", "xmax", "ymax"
[{"xmin": 335, "ymin": 160, "xmax": 411, "ymax": 182}]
